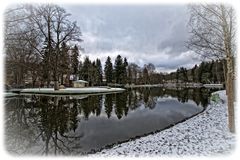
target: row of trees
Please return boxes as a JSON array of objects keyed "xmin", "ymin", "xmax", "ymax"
[
  {"xmin": 100, "ymin": 55, "xmax": 225, "ymax": 85},
  {"xmin": 5, "ymin": 4, "xmax": 83, "ymax": 90},
  {"xmin": 165, "ymin": 60, "xmax": 225, "ymax": 84},
  {"xmin": 103, "ymin": 55, "xmax": 163, "ymax": 85}
]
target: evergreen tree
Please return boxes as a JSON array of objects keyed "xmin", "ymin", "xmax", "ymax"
[
  {"xmin": 71, "ymin": 45, "xmax": 79, "ymax": 76},
  {"xmin": 192, "ymin": 65, "xmax": 197, "ymax": 82},
  {"xmin": 122, "ymin": 57, "xmax": 128, "ymax": 84},
  {"xmin": 59, "ymin": 42, "xmax": 70, "ymax": 84},
  {"xmin": 181, "ymin": 67, "xmax": 188, "ymax": 82},
  {"xmin": 90, "ymin": 61, "xmax": 97, "ymax": 86},
  {"xmin": 80, "ymin": 56, "xmax": 91, "ymax": 83},
  {"xmin": 104, "ymin": 56, "xmax": 113, "ymax": 83},
  {"xmin": 96, "ymin": 58, "xmax": 103, "ymax": 85},
  {"xmin": 142, "ymin": 67, "xmax": 149, "ymax": 84},
  {"xmin": 41, "ymin": 38, "xmax": 54, "ymax": 87},
  {"xmin": 114, "ymin": 55, "xmax": 123, "ymax": 84},
  {"xmin": 197, "ymin": 62, "xmax": 204, "ymax": 83},
  {"xmin": 176, "ymin": 68, "xmax": 180, "ymax": 83}
]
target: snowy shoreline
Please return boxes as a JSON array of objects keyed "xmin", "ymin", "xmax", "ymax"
[
  {"xmin": 7, "ymin": 87, "xmax": 125, "ymax": 96},
  {"xmin": 94, "ymin": 90, "xmax": 235, "ymax": 156}
]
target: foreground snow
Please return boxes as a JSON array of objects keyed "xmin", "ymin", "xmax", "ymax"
[{"xmin": 94, "ymin": 90, "xmax": 235, "ymax": 156}]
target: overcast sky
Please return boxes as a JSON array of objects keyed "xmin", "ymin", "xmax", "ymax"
[{"xmin": 64, "ymin": 5, "xmax": 201, "ymax": 73}]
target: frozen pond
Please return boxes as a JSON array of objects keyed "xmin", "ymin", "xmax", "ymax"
[{"xmin": 4, "ymin": 88, "xmax": 216, "ymax": 155}]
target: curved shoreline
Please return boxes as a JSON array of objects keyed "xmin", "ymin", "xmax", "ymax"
[
  {"xmin": 93, "ymin": 90, "xmax": 235, "ymax": 156},
  {"xmin": 7, "ymin": 87, "xmax": 125, "ymax": 97},
  {"xmin": 87, "ymin": 104, "xmax": 206, "ymax": 155}
]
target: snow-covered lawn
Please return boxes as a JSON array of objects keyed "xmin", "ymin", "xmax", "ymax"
[
  {"xmin": 4, "ymin": 92, "xmax": 19, "ymax": 98},
  {"xmin": 94, "ymin": 90, "xmax": 235, "ymax": 156},
  {"xmin": 14, "ymin": 87, "xmax": 125, "ymax": 95}
]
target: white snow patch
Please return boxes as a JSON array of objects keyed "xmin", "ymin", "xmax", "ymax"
[{"xmin": 18, "ymin": 87, "xmax": 125, "ymax": 94}]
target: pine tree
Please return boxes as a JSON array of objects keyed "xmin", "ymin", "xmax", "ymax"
[
  {"xmin": 197, "ymin": 62, "xmax": 204, "ymax": 83},
  {"xmin": 122, "ymin": 57, "xmax": 128, "ymax": 84},
  {"xmin": 192, "ymin": 65, "xmax": 197, "ymax": 82},
  {"xmin": 96, "ymin": 58, "xmax": 103, "ymax": 85},
  {"xmin": 71, "ymin": 45, "xmax": 79, "ymax": 77},
  {"xmin": 114, "ymin": 55, "xmax": 123, "ymax": 84},
  {"xmin": 142, "ymin": 67, "xmax": 149, "ymax": 84},
  {"xmin": 90, "ymin": 61, "xmax": 97, "ymax": 86},
  {"xmin": 81, "ymin": 56, "xmax": 91, "ymax": 82},
  {"xmin": 41, "ymin": 38, "xmax": 54, "ymax": 87},
  {"xmin": 104, "ymin": 56, "xmax": 113, "ymax": 83},
  {"xmin": 176, "ymin": 68, "xmax": 180, "ymax": 83},
  {"xmin": 59, "ymin": 42, "xmax": 70, "ymax": 85}
]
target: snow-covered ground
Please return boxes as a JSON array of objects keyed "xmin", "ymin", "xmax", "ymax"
[
  {"xmin": 4, "ymin": 92, "xmax": 19, "ymax": 98},
  {"xmin": 94, "ymin": 90, "xmax": 235, "ymax": 156},
  {"xmin": 10, "ymin": 87, "xmax": 125, "ymax": 95}
]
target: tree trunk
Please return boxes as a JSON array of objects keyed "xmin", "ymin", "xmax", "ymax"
[
  {"xmin": 226, "ymin": 55, "xmax": 235, "ymax": 133},
  {"xmin": 61, "ymin": 73, "xmax": 64, "ymax": 85},
  {"xmin": 54, "ymin": 80, "xmax": 59, "ymax": 90},
  {"xmin": 222, "ymin": 60, "xmax": 228, "ymax": 94}
]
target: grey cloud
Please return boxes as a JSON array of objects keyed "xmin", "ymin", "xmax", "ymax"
[{"xmin": 63, "ymin": 5, "xmax": 199, "ymax": 72}]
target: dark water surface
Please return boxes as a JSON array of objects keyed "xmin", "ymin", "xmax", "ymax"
[{"xmin": 5, "ymin": 88, "xmax": 216, "ymax": 155}]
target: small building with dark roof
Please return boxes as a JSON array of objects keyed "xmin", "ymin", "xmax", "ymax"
[{"xmin": 73, "ymin": 80, "xmax": 89, "ymax": 88}]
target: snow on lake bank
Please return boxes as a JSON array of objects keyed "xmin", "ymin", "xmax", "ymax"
[
  {"xmin": 9, "ymin": 87, "xmax": 125, "ymax": 96},
  {"xmin": 94, "ymin": 90, "xmax": 235, "ymax": 156}
]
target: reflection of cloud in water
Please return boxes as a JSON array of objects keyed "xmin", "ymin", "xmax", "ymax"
[{"xmin": 4, "ymin": 87, "xmax": 211, "ymax": 155}]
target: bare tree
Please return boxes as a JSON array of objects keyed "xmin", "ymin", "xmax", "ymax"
[
  {"xmin": 29, "ymin": 4, "xmax": 82, "ymax": 90},
  {"xmin": 5, "ymin": 5, "xmax": 41, "ymax": 87},
  {"xmin": 187, "ymin": 4, "xmax": 236, "ymax": 133},
  {"xmin": 5, "ymin": 4, "xmax": 83, "ymax": 90}
]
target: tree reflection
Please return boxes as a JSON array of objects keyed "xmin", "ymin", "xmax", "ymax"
[
  {"xmin": 5, "ymin": 96, "xmax": 84, "ymax": 155},
  {"xmin": 104, "ymin": 94, "xmax": 113, "ymax": 118},
  {"xmin": 5, "ymin": 88, "xmax": 214, "ymax": 155},
  {"xmin": 114, "ymin": 94, "xmax": 124, "ymax": 119}
]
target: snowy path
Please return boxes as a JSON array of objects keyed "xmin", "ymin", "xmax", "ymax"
[{"xmin": 94, "ymin": 90, "xmax": 235, "ymax": 156}]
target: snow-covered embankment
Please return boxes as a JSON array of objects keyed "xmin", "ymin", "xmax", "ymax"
[
  {"xmin": 95, "ymin": 90, "xmax": 235, "ymax": 156},
  {"xmin": 9, "ymin": 87, "xmax": 125, "ymax": 96}
]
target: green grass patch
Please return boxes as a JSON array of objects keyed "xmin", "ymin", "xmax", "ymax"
[{"xmin": 211, "ymin": 93, "xmax": 221, "ymax": 103}]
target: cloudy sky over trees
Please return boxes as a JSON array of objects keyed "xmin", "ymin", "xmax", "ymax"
[{"xmin": 63, "ymin": 5, "xmax": 201, "ymax": 72}]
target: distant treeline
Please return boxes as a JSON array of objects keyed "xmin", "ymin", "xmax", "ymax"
[
  {"xmin": 6, "ymin": 49, "xmax": 225, "ymax": 88},
  {"xmin": 79, "ymin": 54, "xmax": 225, "ymax": 86},
  {"xmin": 164, "ymin": 59, "xmax": 226, "ymax": 84}
]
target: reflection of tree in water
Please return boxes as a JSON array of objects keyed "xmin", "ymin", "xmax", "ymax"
[
  {"xmin": 5, "ymin": 96, "xmax": 85, "ymax": 155},
  {"xmin": 5, "ymin": 97, "xmax": 36, "ymax": 154},
  {"xmin": 114, "ymin": 93, "xmax": 126, "ymax": 119},
  {"xmin": 176, "ymin": 89, "xmax": 189, "ymax": 103},
  {"xmin": 79, "ymin": 95, "xmax": 103, "ymax": 119},
  {"xmin": 142, "ymin": 88, "xmax": 157, "ymax": 109},
  {"xmin": 133, "ymin": 87, "xmax": 213, "ymax": 108},
  {"xmin": 5, "ymin": 88, "xmax": 215, "ymax": 155},
  {"xmin": 104, "ymin": 94, "xmax": 113, "ymax": 118},
  {"xmin": 108, "ymin": 87, "xmax": 211, "ymax": 119},
  {"xmin": 70, "ymin": 100, "xmax": 79, "ymax": 132}
]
